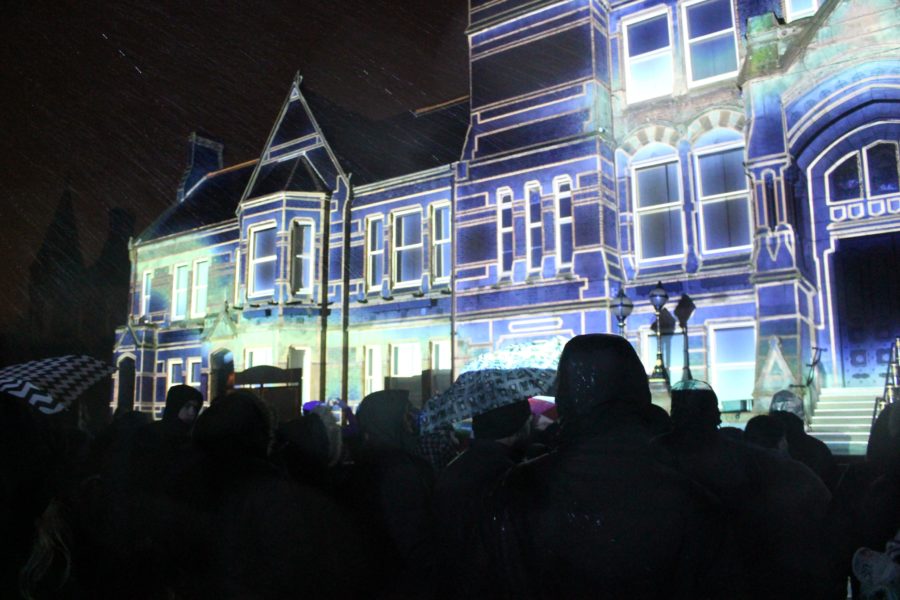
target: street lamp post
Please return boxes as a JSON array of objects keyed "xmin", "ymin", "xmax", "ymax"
[
  {"xmin": 674, "ymin": 294, "xmax": 696, "ymax": 383},
  {"xmin": 611, "ymin": 287, "xmax": 634, "ymax": 336},
  {"xmin": 648, "ymin": 281, "xmax": 669, "ymax": 385}
]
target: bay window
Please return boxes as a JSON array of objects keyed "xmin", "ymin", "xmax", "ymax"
[
  {"xmin": 291, "ymin": 220, "xmax": 314, "ymax": 295},
  {"xmin": 248, "ymin": 223, "xmax": 277, "ymax": 297}
]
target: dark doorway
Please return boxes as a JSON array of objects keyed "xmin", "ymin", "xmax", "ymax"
[
  {"xmin": 209, "ymin": 349, "xmax": 234, "ymax": 401},
  {"xmin": 116, "ymin": 357, "xmax": 135, "ymax": 411},
  {"xmin": 833, "ymin": 231, "xmax": 900, "ymax": 387}
]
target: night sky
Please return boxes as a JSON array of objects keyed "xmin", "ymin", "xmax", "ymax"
[{"xmin": 0, "ymin": 0, "xmax": 469, "ymax": 336}]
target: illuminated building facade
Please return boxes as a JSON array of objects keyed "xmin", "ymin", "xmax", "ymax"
[{"xmin": 114, "ymin": 0, "xmax": 900, "ymax": 434}]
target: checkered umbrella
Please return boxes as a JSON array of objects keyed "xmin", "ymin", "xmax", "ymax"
[
  {"xmin": 418, "ymin": 367, "xmax": 555, "ymax": 433},
  {"xmin": 0, "ymin": 355, "xmax": 116, "ymax": 415}
]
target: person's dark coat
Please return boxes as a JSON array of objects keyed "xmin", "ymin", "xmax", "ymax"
[
  {"xmin": 771, "ymin": 410, "xmax": 838, "ymax": 490},
  {"xmin": 484, "ymin": 335, "xmax": 728, "ymax": 599}
]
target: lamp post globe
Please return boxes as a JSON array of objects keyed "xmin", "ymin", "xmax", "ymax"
[{"xmin": 612, "ymin": 287, "xmax": 634, "ymax": 336}]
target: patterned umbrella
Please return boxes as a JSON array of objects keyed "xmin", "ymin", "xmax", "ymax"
[
  {"xmin": 419, "ymin": 367, "xmax": 555, "ymax": 433},
  {"xmin": 0, "ymin": 355, "xmax": 116, "ymax": 414},
  {"xmin": 460, "ymin": 336, "xmax": 568, "ymax": 374}
]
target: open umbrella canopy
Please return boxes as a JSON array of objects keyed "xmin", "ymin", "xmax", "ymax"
[
  {"xmin": 460, "ymin": 336, "xmax": 568, "ymax": 374},
  {"xmin": 419, "ymin": 367, "xmax": 555, "ymax": 433},
  {"xmin": 0, "ymin": 355, "xmax": 116, "ymax": 414}
]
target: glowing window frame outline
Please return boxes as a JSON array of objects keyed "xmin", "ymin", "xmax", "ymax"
[
  {"xmin": 430, "ymin": 202, "xmax": 452, "ymax": 284},
  {"xmin": 524, "ymin": 181, "xmax": 543, "ymax": 275},
  {"xmin": 289, "ymin": 217, "xmax": 316, "ymax": 296},
  {"xmin": 364, "ymin": 215, "xmax": 385, "ymax": 293},
  {"xmin": 681, "ymin": 0, "xmax": 740, "ymax": 88},
  {"xmin": 553, "ymin": 175, "xmax": 575, "ymax": 269},
  {"xmin": 171, "ymin": 263, "xmax": 190, "ymax": 321},
  {"xmin": 693, "ymin": 140, "xmax": 753, "ymax": 255},
  {"xmin": 391, "ymin": 207, "xmax": 425, "ymax": 289},
  {"xmin": 622, "ymin": 6, "xmax": 675, "ymax": 104},
  {"xmin": 247, "ymin": 220, "xmax": 279, "ymax": 299},
  {"xmin": 631, "ymin": 150, "xmax": 687, "ymax": 264},
  {"xmin": 497, "ymin": 187, "xmax": 515, "ymax": 278},
  {"xmin": 190, "ymin": 259, "xmax": 210, "ymax": 319}
]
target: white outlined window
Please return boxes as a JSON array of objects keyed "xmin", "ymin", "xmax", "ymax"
[
  {"xmin": 709, "ymin": 323, "xmax": 756, "ymax": 409},
  {"xmin": 248, "ymin": 222, "xmax": 277, "ymax": 298},
  {"xmin": 498, "ymin": 188, "xmax": 514, "ymax": 277},
  {"xmin": 525, "ymin": 183, "xmax": 543, "ymax": 274},
  {"xmin": 391, "ymin": 343, "xmax": 421, "ymax": 378},
  {"xmin": 682, "ymin": 0, "xmax": 739, "ymax": 86},
  {"xmin": 623, "ymin": 9, "xmax": 673, "ymax": 103},
  {"xmin": 186, "ymin": 357, "xmax": 202, "ymax": 390},
  {"xmin": 172, "ymin": 264, "xmax": 189, "ymax": 321},
  {"xmin": 864, "ymin": 141, "xmax": 900, "ymax": 198},
  {"xmin": 366, "ymin": 216, "xmax": 385, "ymax": 292},
  {"xmin": 288, "ymin": 346, "xmax": 312, "ymax": 404},
  {"xmin": 785, "ymin": 0, "xmax": 819, "ymax": 21},
  {"xmin": 166, "ymin": 359, "xmax": 184, "ymax": 391},
  {"xmin": 245, "ymin": 347, "xmax": 274, "ymax": 368},
  {"xmin": 826, "ymin": 153, "xmax": 862, "ymax": 203},
  {"xmin": 633, "ymin": 152, "xmax": 684, "ymax": 261},
  {"xmin": 431, "ymin": 340, "xmax": 451, "ymax": 371},
  {"xmin": 190, "ymin": 260, "xmax": 209, "ymax": 318},
  {"xmin": 431, "ymin": 203, "xmax": 452, "ymax": 283},
  {"xmin": 640, "ymin": 327, "xmax": 685, "ymax": 378},
  {"xmin": 695, "ymin": 143, "xmax": 752, "ymax": 253},
  {"xmin": 290, "ymin": 219, "xmax": 314, "ymax": 295},
  {"xmin": 392, "ymin": 209, "xmax": 423, "ymax": 287},
  {"xmin": 364, "ymin": 346, "xmax": 383, "ymax": 396},
  {"xmin": 554, "ymin": 177, "xmax": 574, "ymax": 269},
  {"xmin": 141, "ymin": 270, "xmax": 152, "ymax": 316}
]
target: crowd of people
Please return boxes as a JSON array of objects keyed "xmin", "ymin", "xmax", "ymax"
[{"xmin": 2, "ymin": 334, "xmax": 899, "ymax": 599}]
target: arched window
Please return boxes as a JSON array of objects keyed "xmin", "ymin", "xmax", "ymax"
[
  {"xmin": 865, "ymin": 142, "xmax": 900, "ymax": 197},
  {"xmin": 827, "ymin": 153, "xmax": 862, "ymax": 202},
  {"xmin": 694, "ymin": 140, "xmax": 751, "ymax": 253},
  {"xmin": 632, "ymin": 144, "xmax": 684, "ymax": 261}
]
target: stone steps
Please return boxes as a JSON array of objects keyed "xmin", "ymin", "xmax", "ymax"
[{"xmin": 808, "ymin": 387, "xmax": 881, "ymax": 456}]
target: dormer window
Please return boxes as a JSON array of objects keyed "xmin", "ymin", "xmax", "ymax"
[{"xmin": 248, "ymin": 222, "xmax": 277, "ymax": 298}]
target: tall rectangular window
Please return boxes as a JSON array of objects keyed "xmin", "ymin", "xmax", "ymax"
[
  {"xmin": 141, "ymin": 271, "xmax": 152, "ymax": 316},
  {"xmin": 709, "ymin": 324, "xmax": 756, "ymax": 410},
  {"xmin": 166, "ymin": 359, "xmax": 184, "ymax": 391},
  {"xmin": 172, "ymin": 264, "xmax": 189, "ymax": 320},
  {"xmin": 366, "ymin": 217, "xmax": 385, "ymax": 292},
  {"xmin": 392, "ymin": 210, "xmax": 423, "ymax": 287},
  {"xmin": 526, "ymin": 184, "xmax": 543, "ymax": 274},
  {"xmin": 291, "ymin": 220, "xmax": 314, "ymax": 294},
  {"xmin": 634, "ymin": 159, "xmax": 684, "ymax": 261},
  {"xmin": 245, "ymin": 347, "xmax": 274, "ymax": 368},
  {"xmin": 431, "ymin": 340, "xmax": 451, "ymax": 371},
  {"xmin": 683, "ymin": 0, "xmax": 738, "ymax": 85},
  {"xmin": 498, "ymin": 189, "xmax": 514, "ymax": 277},
  {"xmin": 186, "ymin": 357, "xmax": 202, "ymax": 390},
  {"xmin": 623, "ymin": 11, "xmax": 673, "ymax": 103},
  {"xmin": 785, "ymin": 0, "xmax": 818, "ymax": 21},
  {"xmin": 391, "ymin": 343, "xmax": 422, "ymax": 378},
  {"xmin": 288, "ymin": 346, "xmax": 311, "ymax": 403},
  {"xmin": 555, "ymin": 178, "xmax": 574, "ymax": 269},
  {"xmin": 696, "ymin": 145, "xmax": 751, "ymax": 253},
  {"xmin": 431, "ymin": 204, "xmax": 451, "ymax": 283},
  {"xmin": 191, "ymin": 260, "xmax": 209, "ymax": 318},
  {"xmin": 248, "ymin": 223, "xmax": 277, "ymax": 297},
  {"xmin": 364, "ymin": 346, "xmax": 384, "ymax": 396}
]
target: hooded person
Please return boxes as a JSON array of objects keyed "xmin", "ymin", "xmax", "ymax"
[
  {"xmin": 343, "ymin": 389, "xmax": 436, "ymax": 597},
  {"xmin": 433, "ymin": 399, "xmax": 532, "ymax": 598},
  {"xmin": 770, "ymin": 410, "xmax": 837, "ymax": 490},
  {"xmin": 483, "ymin": 334, "xmax": 729, "ymax": 599}
]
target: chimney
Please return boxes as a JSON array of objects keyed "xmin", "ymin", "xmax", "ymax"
[{"xmin": 176, "ymin": 132, "xmax": 224, "ymax": 202}]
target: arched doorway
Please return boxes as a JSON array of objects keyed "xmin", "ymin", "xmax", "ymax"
[
  {"xmin": 833, "ymin": 231, "xmax": 900, "ymax": 386},
  {"xmin": 209, "ymin": 349, "xmax": 234, "ymax": 401},
  {"xmin": 116, "ymin": 357, "xmax": 135, "ymax": 412}
]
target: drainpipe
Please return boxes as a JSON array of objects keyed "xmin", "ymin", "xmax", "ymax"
[
  {"xmin": 340, "ymin": 176, "xmax": 354, "ymax": 406},
  {"xmin": 319, "ymin": 190, "xmax": 332, "ymax": 401}
]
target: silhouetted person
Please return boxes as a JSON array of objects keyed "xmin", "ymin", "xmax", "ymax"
[
  {"xmin": 433, "ymin": 399, "xmax": 531, "ymax": 598},
  {"xmin": 350, "ymin": 389, "xmax": 436, "ymax": 597},
  {"xmin": 744, "ymin": 414, "xmax": 789, "ymax": 456},
  {"xmin": 485, "ymin": 334, "xmax": 727, "ymax": 599},
  {"xmin": 657, "ymin": 386, "xmax": 836, "ymax": 599},
  {"xmin": 770, "ymin": 410, "xmax": 837, "ymax": 490}
]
